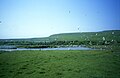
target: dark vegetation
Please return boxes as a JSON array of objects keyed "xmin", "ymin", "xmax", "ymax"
[{"xmin": 0, "ymin": 30, "xmax": 120, "ymax": 49}]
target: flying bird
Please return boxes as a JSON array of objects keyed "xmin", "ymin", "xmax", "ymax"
[{"xmin": 69, "ymin": 11, "xmax": 71, "ymax": 13}]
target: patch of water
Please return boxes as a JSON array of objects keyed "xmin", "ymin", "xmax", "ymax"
[{"xmin": 0, "ymin": 46, "xmax": 93, "ymax": 51}]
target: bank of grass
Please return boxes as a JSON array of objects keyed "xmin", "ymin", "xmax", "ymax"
[
  {"xmin": 0, "ymin": 50, "xmax": 120, "ymax": 78},
  {"xmin": 87, "ymin": 45, "xmax": 120, "ymax": 51}
]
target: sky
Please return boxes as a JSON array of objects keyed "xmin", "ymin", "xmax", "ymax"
[{"xmin": 0, "ymin": 0, "xmax": 120, "ymax": 39}]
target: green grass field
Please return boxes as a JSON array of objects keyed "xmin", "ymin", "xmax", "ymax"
[
  {"xmin": 0, "ymin": 50, "xmax": 120, "ymax": 78},
  {"xmin": 0, "ymin": 30, "xmax": 120, "ymax": 78}
]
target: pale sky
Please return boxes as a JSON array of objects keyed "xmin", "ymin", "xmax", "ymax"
[{"xmin": 0, "ymin": 0, "xmax": 120, "ymax": 39}]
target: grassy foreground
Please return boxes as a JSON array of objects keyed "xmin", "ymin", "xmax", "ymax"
[{"xmin": 0, "ymin": 50, "xmax": 120, "ymax": 78}]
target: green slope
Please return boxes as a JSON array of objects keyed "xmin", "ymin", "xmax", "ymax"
[
  {"xmin": 31, "ymin": 30, "xmax": 120, "ymax": 42},
  {"xmin": 0, "ymin": 30, "xmax": 120, "ymax": 42}
]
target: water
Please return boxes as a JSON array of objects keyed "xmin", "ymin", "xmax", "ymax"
[
  {"xmin": 0, "ymin": 45, "xmax": 16, "ymax": 49},
  {"xmin": 0, "ymin": 46, "xmax": 93, "ymax": 51},
  {"xmin": 42, "ymin": 47, "xmax": 92, "ymax": 50}
]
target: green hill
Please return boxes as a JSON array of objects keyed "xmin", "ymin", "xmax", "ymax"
[
  {"xmin": 0, "ymin": 30, "xmax": 120, "ymax": 46},
  {"xmin": 29, "ymin": 30, "xmax": 120, "ymax": 42}
]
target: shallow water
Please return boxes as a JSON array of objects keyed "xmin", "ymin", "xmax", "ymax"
[{"xmin": 0, "ymin": 46, "xmax": 93, "ymax": 51}]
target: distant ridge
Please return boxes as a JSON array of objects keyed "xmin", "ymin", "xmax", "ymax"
[{"xmin": 0, "ymin": 30, "xmax": 120, "ymax": 42}]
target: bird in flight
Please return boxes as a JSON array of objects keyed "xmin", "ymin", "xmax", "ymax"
[{"xmin": 69, "ymin": 11, "xmax": 71, "ymax": 14}]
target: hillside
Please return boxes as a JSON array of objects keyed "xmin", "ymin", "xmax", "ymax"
[
  {"xmin": 0, "ymin": 30, "xmax": 120, "ymax": 42},
  {"xmin": 49, "ymin": 30, "xmax": 120, "ymax": 42},
  {"xmin": 25, "ymin": 30, "xmax": 120, "ymax": 42}
]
